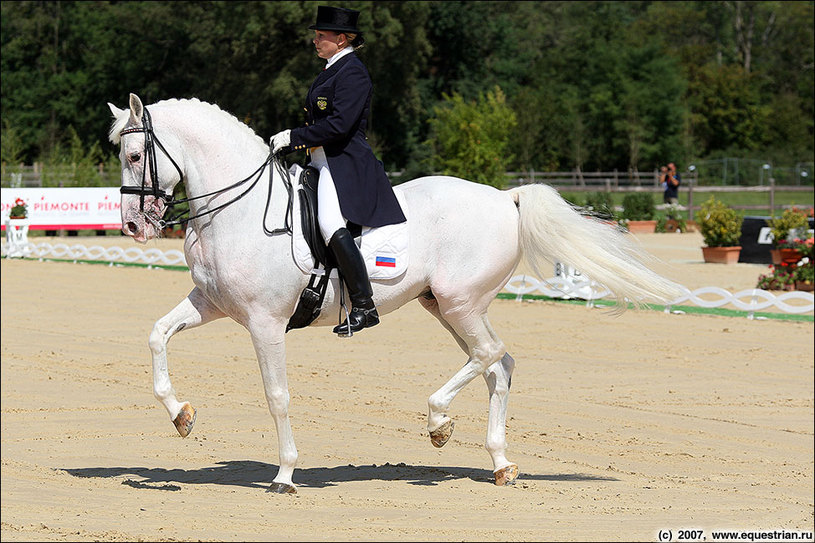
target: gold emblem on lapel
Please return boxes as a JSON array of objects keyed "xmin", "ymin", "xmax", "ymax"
[{"xmin": 317, "ymin": 97, "xmax": 328, "ymax": 111}]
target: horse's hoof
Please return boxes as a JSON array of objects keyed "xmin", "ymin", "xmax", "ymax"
[
  {"xmin": 173, "ymin": 403, "xmax": 196, "ymax": 438},
  {"xmin": 494, "ymin": 464, "xmax": 519, "ymax": 486},
  {"xmin": 267, "ymin": 482, "xmax": 297, "ymax": 494},
  {"xmin": 429, "ymin": 420, "xmax": 455, "ymax": 448}
]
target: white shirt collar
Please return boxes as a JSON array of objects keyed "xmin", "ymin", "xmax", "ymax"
[{"xmin": 325, "ymin": 47, "xmax": 354, "ymax": 69}]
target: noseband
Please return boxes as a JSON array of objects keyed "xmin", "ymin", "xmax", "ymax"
[
  {"xmin": 119, "ymin": 106, "xmax": 292, "ymax": 234},
  {"xmin": 119, "ymin": 107, "xmax": 183, "ymax": 213}
]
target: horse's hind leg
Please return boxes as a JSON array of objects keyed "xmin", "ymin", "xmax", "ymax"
[
  {"xmin": 418, "ymin": 297, "xmax": 466, "ymax": 447},
  {"xmin": 149, "ymin": 287, "xmax": 226, "ymax": 437},
  {"xmin": 484, "ymin": 351, "xmax": 518, "ymax": 486},
  {"xmin": 419, "ymin": 297, "xmax": 518, "ymax": 485}
]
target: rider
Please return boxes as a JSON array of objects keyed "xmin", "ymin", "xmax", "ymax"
[{"xmin": 269, "ymin": 5, "xmax": 406, "ymax": 336}]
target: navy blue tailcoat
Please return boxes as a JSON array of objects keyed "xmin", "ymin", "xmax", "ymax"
[{"xmin": 289, "ymin": 53, "xmax": 406, "ymax": 228}]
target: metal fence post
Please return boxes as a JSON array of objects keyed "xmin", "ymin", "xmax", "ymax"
[
  {"xmin": 769, "ymin": 177, "xmax": 775, "ymax": 215},
  {"xmin": 687, "ymin": 180, "xmax": 694, "ymax": 221}
]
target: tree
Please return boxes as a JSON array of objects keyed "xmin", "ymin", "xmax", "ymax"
[
  {"xmin": 426, "ymin": 86, "xmax": 516, "ymax": 188},
  {"xmin": 1, "ymin": 1, "xmax": 811, "ymax": 176}
]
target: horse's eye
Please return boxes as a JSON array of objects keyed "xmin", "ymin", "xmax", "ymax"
[{"xmin": 128, "ymin": 152, "xmax": 141, "ymax": 163}]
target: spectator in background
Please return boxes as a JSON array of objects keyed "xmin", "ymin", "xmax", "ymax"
[{"xmin": 663, "ymin": 162, "xmax": 681, "ymax": 205}]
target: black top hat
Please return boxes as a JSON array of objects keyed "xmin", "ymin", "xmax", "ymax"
[{"xmin": 308, "ymin": 6, "xmax": 362, "ymax": 34}]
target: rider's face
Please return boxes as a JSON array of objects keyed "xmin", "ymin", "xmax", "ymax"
[{"xmin": 313, "ymin": 30, "xmax": 346, "ymax": 59}]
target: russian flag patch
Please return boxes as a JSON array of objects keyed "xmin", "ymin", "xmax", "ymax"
[{"xmin": 375, "ymin": 256, "xmax": 396, "ymax": 268}]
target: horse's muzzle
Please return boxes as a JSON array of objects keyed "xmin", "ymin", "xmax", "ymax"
[{"xmin": 121, "ymin": 195, "xmax": 166, "ymax": 242}]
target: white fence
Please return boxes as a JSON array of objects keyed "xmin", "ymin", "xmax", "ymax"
[
  {"xmin": 504, "ymin": 275, "xmax": 814, "ymax": 319},
  {"xmin": 3, "ymin": 241, "xmax": 812, "ymax": 319}
]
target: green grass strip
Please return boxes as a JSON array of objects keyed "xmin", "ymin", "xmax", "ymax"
[
  {"xmin": 497, "ymin": 292, "xmax": 813, "ymax": 322},
  {"xmin": 19, "ymin": 256, "xmax": 190, "ymax": 272},
  {"xmin": 11, "ymin": 256, "xmax": 813, "ymax": 323}
]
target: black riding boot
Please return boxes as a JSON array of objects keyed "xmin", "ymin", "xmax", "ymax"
[{"xmin": 329, "ymin": 228, "xmax": 380, "ymax": 336}]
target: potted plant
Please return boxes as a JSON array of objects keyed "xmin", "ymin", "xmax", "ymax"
[
  {"xmin": 698, "ymin": 197, "xmax": 744, "ymax": 264},
  {"xmin": 659, "ymin": 202, "xmax": 687, "ymax": 233},
  {"xmin": 756, "ymin": 262, "xmax": 797, "ymax": 291},
  {"xmin": 793, "ymin": 261, "xmax": 814, "ymax": 291},
  {"xmin": 621, "ymin": 192, "xmax": 656, "ymax": 233},
  {"xmin": 776, "ymin": 238, "xmax": 805, "ymax": 264},
  {"xmin": 9, "ymin": 198, "xmax": 28, "ymax": 219},
  {"xmin": 790, "ymin": 236, "xmax": 814, "ymax": 291},
  {"xmin": 767, "ymin": 207, "xmax": 809, "ymax": 264},
  {"xmin": 656, "ymin": 212, "xmax": 687, "ymax": 233}
]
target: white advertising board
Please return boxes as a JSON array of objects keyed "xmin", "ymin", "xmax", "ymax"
[{"xmin": 1, "ymin": 187, "xmax": 122, "ymax": 230}]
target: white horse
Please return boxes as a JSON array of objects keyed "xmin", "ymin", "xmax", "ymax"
[{"xmin": 108, "ymin": 93, "xmax": 683, "ymax": 494}]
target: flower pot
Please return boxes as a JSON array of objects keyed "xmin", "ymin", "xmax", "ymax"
[
  {"xmin": 779, "ymin": 248, "xmax": 803, "ymax": 264},
  {"xmin": 770, "ymin": 249, "xmax": 783, "ymax": 265},
  {"xmin": 626, "ymin": 220, "xmax": 657, "ymax": 234},
  {"xmin": 795, "ymin": 281, "xmax": 814, "ymax": 292},
  {"xmin": 701, "ymin": 246, "xmax": 742, "ymax": 264}
]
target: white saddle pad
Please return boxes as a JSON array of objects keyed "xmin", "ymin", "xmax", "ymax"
[{"xmin": 289, "ymin": 165, "xmax": 409, "ymax": 280}]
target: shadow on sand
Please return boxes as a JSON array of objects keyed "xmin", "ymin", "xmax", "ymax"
[{"xmin": 64, "ymin": 460, "xmax": 618, "ymax": 491}]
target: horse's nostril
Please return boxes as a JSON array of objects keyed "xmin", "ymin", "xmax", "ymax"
[{"xmin": 125, "ymin": 221, "xmax": 139, "ymax": 235}]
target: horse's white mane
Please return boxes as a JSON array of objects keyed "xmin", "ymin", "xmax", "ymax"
[{"xmin": 108, "ymin": 97, "xmax": 264, "ymax": 147}]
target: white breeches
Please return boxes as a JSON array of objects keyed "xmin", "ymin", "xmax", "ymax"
[{"xmin": 309, "ymin": 147, "xmax": 348, "ymax": 245}]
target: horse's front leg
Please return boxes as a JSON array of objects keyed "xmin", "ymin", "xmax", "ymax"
[
  {"xmin": 247, "ymin": 319, "xmax": 298, "ymax": 494},
  {"xmin": 149, "ymin": 287, "xmax": 226, "ymax": 437}
]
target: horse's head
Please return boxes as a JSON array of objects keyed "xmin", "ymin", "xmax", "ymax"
[{"xmin": 108, "ymin": 93, "xmax": 184, "ymax": 243}]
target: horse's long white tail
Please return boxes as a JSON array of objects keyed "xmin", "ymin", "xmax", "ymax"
[{"xmin": 508, "ymin": 184, "xmax": 686, "ymax": 312}]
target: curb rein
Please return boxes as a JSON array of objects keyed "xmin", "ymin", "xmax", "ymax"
[{"xmin": 119, "ymin": 107, "xmax": 293, "ymax": 236}]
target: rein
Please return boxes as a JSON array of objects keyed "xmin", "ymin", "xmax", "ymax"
[{"xmin": 119, "ymin": 107, "xmax": 293, "ymax": 235}]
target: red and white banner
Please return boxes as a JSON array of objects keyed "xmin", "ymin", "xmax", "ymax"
[{"xmin": 1, "ymin": 187, "xmax": 122, "ymax": 230}]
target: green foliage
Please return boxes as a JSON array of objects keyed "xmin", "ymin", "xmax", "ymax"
[
  {"xmin": 756, "ymin": 263, "xmax": 796, "ymax": 290},
  {"xmin": 656, "ymin": 214, "xmax": 687, "ymax": 233},
  {"xmin": 766, "ymin": 207, "xmax": 811, "ymax": 246},
  {"xmin": 794, "ymin": 263, "xmax": 814, "ymax": 285},
  {"xmin": 10, "ymin": 197, "xmax": 27, "ymax": 218},
  {"xmin": 582, "ymin": 192, "xmax": 616, "ymax": 221},
  {"xmin": 698, "ymin": 197, "xmax": 744, "ymax": 247},
  {"xmin": 621, "ymin": 192, "xmax": 655, "ymax": 221},
  {"xmin": 757, "ymin": 236, "xmax": 814, "ymax": 288},
  {"xmin": 1, "ymin": 120, "xmax": 25, "ymax": 167},
  {"xmin": 427, "ymin": 86, "xmax": 516, "ymax": 188},
  {"xmin": 0, "ymin": 1, "xmax": 812, "ymax": 177},
  {"xmin": 687, "ymin": 64, "xmax": 765, "ymax": 153}
]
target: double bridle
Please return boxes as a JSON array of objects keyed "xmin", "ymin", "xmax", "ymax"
[{"xmin": 119, "ymin": 107, "xmax": 292, "ymax": 235}]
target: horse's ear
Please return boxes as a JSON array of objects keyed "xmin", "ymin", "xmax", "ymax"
[
  {"xmin": 129, "ymin": 93, "xmax": 144, "ymax": 125},
  {"xmin": 108, "ymin": 102, "xmax": 124, "ymax": 118}
]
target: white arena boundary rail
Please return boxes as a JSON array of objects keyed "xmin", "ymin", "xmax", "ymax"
[
  {"xmin": 503, "ymin": 275, "xmax": 813, "ymax": 320},
  {"xmin": 3, "ymin": 241, "xmax": 813, "ymax": 320},
  {"xmin": 2, "ymin": 240, "xmax": 186, "ymax": 268}
]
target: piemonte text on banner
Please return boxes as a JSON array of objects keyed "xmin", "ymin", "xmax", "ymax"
[{"xmin": 1, "ymin": 187, "xmax": 122, "ymax": 230}]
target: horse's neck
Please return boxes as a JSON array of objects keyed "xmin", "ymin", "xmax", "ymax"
[
  {"xmin": 182, "ymin": 158, "xmax": 293, "ymax": 271},
  {"xmin": 180, "ymin": 122, "xmax": 273, "ymax": 229},
  {"xmin": 171, "ymin": 112, "xmax": 289, "ymax": 254}
]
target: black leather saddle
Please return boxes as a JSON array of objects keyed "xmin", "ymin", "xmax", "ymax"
[
  {"xmin": 287, "ymin": 166, "xmax": 361, "ymax": 332},
  {"xmin": 297, "ymin": 166, "xmax": 361, "ymax": 270}
]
